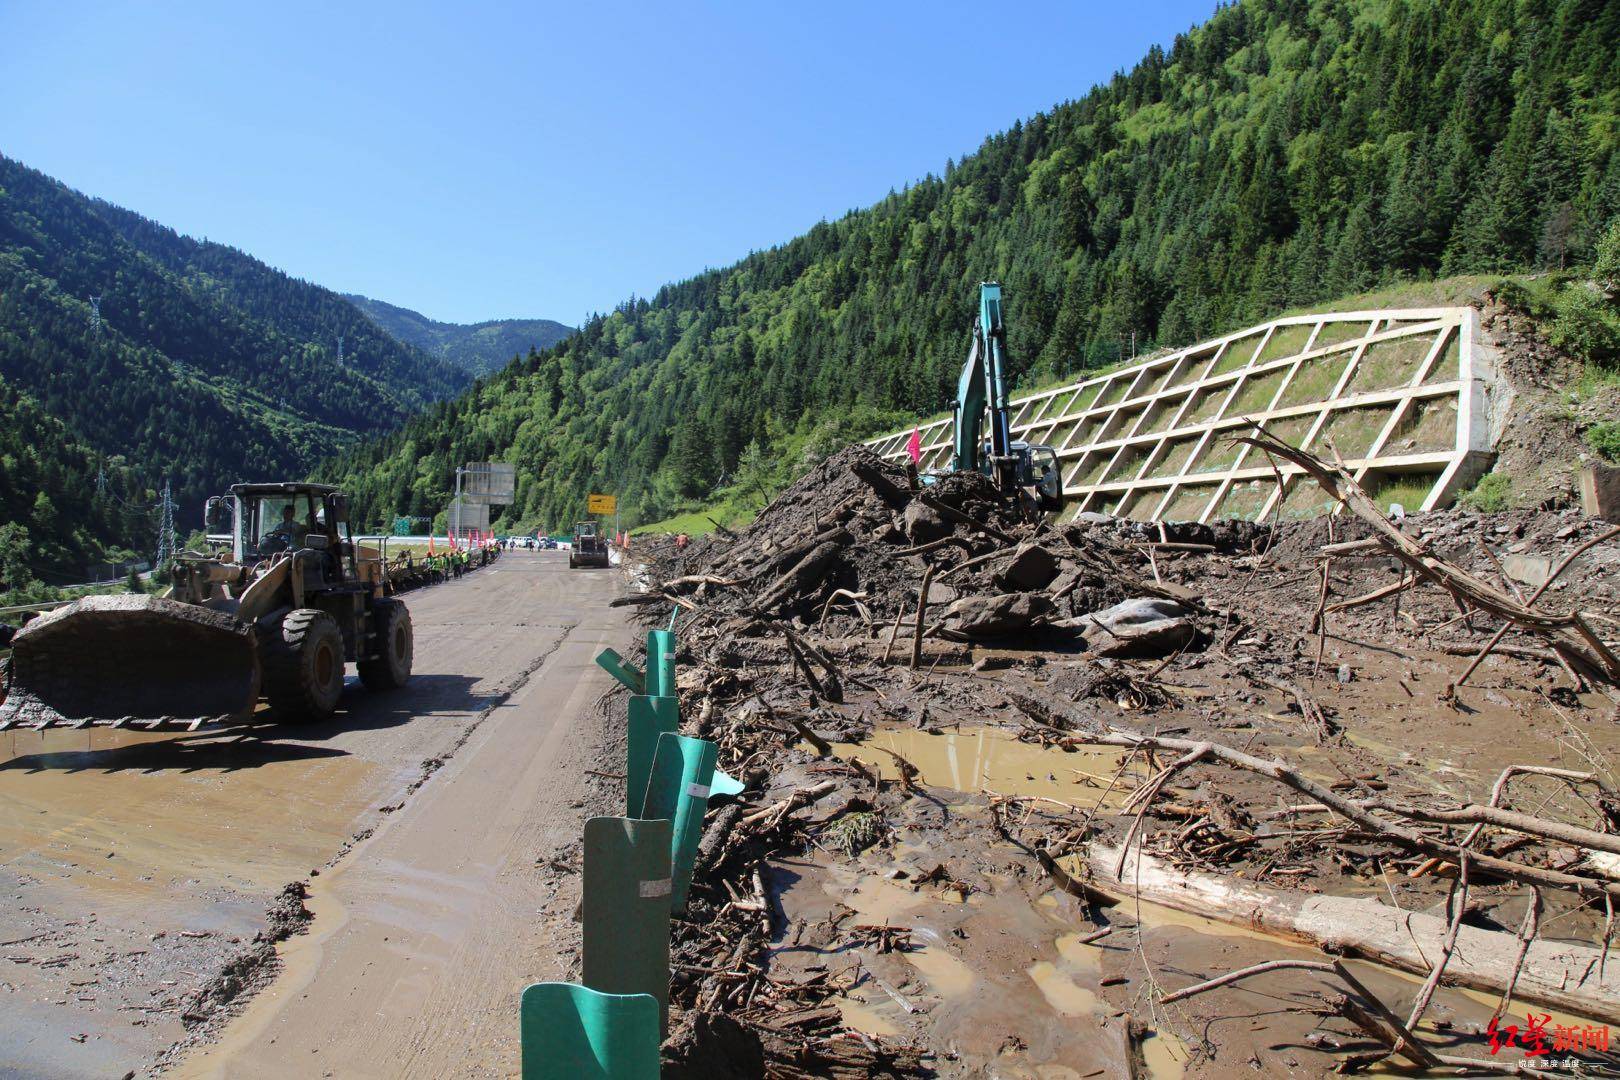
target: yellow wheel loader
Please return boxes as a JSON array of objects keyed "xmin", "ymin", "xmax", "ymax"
[
  {"xmin": 0, "ymin": 483, "xmax": 412, "ymax": 731},
  {"xmin": 568, "ymin": 520, "xmax": 610, "ymax": 569}
]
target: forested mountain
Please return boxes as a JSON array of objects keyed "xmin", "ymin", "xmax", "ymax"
[
  {"xmin": 0, "ymin": 153, "xmax": 471, "ymax": 568},
  {"xmin": 345, "ymin": 293, "xmax": 573, "ymax": 376},
  {"xmin": 334, "ymin": 0, "xmax": 1620, "ymax": 534},
  {"xmin": 0, "ymin": 375, "xmax": 150, "ymax": 595}
]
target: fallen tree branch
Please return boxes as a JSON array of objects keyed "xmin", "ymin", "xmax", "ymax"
[
  {"xmin": 739, "ymin": 781, "xmax": 838, "ymax": 828},
  {"xmin": 1237, "ymin": 428, "xmax": 1620, "ymax": 681},
  {"xmin": 1159, "ymin": 957, "xmax": 1442, "ymax": 1070},
  {"xmin": 1085, "ymin": 842, "xmax": 1620, "ymax": 1024},
  {"xmin": 1008, "ymin": 690, "xmax": 1620, "ymax": 900}
]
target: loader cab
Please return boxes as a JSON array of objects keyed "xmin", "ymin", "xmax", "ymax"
[{"xmin": 225, "ymin": 483, "xmax": 358, "ymax": 583}]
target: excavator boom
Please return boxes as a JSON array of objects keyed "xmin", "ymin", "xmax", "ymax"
[{"xmin": 949, "ymin": 282, "xmax": 1065, "ymax": 514}]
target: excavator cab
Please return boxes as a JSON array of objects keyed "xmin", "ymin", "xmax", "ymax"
[
  {"xmin": 1018, "ymin": 442, "xmax": 1064, "ymax": 513},
  {"xmin": 981, "ymin": 440, "xmax": 1064, "ymax": 516}
]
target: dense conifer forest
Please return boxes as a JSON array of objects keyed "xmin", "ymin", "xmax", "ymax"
[
  {"xmin": 333, "ymin": 0, "xmax": 1620, "ymax": 534},
  {"xmin": 0, "ymin": 154, "xmax": 473, "ymax": 578}
]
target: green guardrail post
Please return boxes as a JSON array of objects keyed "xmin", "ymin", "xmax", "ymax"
[
  {"xmin": 626, "ymin": 695, "xmax": 679, "ymax": 817},
  {"xmin": 594, "ymin": 648, "xmax": 645, "ymax": 695},
  {"xmin": 519, "ymin": 983, "xmax": 659, "ymax": 1080},
  {"xmin": 644, "ymin": 630, "xmax": 677, "ymax": 698},
  {"xmin": 640, "ymin": 732, "xmax": 718, "ymax": 911},
  {"xmin": 582, "ymin": 816, "xmax": 673, "ymax": 1032}
]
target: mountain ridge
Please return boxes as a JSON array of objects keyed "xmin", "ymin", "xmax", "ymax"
[
  {"xmin": 332, "ymin": 0, "xmax": 1619, "ymax": 534},
  {"xmin": 0, "ymin": 153, "xmax": 471, "ymax": 580},
  {"xmin": 344, "ymin": 293, "xmax": 573, "ymax": 376}
]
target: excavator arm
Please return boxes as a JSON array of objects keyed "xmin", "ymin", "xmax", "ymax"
[
  {"xmin": 951, "ymin": 282, "xmax": 1064, "ymax": 514},
  {"xmin": 952, "ymin": 282, "xmax": 1014, "ymax": 477}
]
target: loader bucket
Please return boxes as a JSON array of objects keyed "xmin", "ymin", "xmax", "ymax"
[{"xmin": 0, "ymin": 595, "xmax": 261, "ymax": 730}]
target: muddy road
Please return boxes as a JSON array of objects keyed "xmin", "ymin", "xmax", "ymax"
[{"xmin": 0, "ymin": 550, "xmax": 626, "ymax": 1078}]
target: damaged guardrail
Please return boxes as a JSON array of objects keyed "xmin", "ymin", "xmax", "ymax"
[{"xmin": 521, "ymin": 624, "xmax": 744, "ymax": 1078}]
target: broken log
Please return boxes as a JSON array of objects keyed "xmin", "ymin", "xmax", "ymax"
[
  {"xmin": 754, "ymin": 539, "xmax": 846, "ymax": 612},
  {"xmin": 849, "ymin": 459, "xmax": 912, "ymax": 510},
  {"xmin": 1086, "ymin": 843, "xmax": 1620, "ymax": 1025}
]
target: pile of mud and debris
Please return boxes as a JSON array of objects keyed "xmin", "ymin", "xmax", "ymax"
[{"xmin": 623, "ymin": 437, "xmax": 1620, "ymax": 1078}]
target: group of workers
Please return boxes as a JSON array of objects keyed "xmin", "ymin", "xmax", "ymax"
[{"xmin": 395, "ymin": 539, "xmax": 502, "ymax": 589}]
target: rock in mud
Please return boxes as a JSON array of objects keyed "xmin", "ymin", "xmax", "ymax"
[
  {"xmin": 1067, "ymin": 597, "xmax": 1197, "ymax": 658},
  {"xmin": 995, "ymin": 543, "xmax": 1059, "ymax": 591},
  {"xmin": 901, "ymin": 500, "xmax": 951, "ymax": 544},
  {"xmin": 944, "ymin": 592, "xmax": 1056, "ymax": 637}
]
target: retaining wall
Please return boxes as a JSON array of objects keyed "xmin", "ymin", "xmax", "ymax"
[{"xmin": 865, "ymin": 307, "xmax": 1498, "ymax": 522}]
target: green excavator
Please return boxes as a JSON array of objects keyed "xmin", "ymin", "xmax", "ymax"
[{"xmin": 948, "ymin": 282, "xmax": 1065, "ymax": 515}]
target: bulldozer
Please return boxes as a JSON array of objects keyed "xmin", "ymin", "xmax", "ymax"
[{"xmin": 0, "ymin": 482, "xmax": 413, "ymax": 731}]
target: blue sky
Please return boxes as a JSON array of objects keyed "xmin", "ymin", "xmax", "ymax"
[{"xmin": 3, "ymin": 1, "xmax": 1215, "ymax": 325}]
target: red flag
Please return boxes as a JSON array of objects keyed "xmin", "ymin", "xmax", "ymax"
[
  {"xmin": 427, "ymin": 535, "xmax": 436, "ymax": 555},
  {"xmin": 905, "ymin": 426, "xmax": 922, "ymax": 464}
]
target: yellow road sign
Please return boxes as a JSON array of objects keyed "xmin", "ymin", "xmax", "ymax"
[{"xmin": 587, "ymin": 493, "xmax": 617, "ymax": 515}]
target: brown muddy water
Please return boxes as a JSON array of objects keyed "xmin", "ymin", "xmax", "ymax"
[
  {"xmin": 831, "ymin": 725, "xmax": 1142, "ymax": 810},
  {"xmin": 0, "ymin": 722, "xmax": 386, "ymax": 1076},
  {"xmin": 780, "ymin": 721, "xmax": 1608, "ymax": 1077}
]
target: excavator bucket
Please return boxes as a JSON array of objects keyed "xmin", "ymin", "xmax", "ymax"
[{"xmin": 0, "ymin": 595, "xmax": 260, "ymax": 731}]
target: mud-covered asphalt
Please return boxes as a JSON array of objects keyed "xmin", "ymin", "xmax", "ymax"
[{"xmin": 0, "ymin": 550, "xmax": 626, "ymax": 1078}]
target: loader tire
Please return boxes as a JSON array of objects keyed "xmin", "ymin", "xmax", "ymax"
[
  {"xmin": 263, "ymin": 608, "xmax": 345, "ymax": 723},
  {"xmin": 358, "ymin": 598, "xmax": 412, "ymax": 692}
]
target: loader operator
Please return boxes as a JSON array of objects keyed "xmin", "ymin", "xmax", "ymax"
[{"xmin": 265, "ymin": 504, "xmax": 311, "ymax": 551}]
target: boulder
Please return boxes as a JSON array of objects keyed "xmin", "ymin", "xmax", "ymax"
[
  {"xmin": 901, "ymin": 500, "xmax": 952, "ymax": 545},
  {"xmin": 995, "ymin": 543, "xmax": 1059, "ymax": 591},
  {"xmin": 1065, "ymin": 597, "xmax": 1197, "ymax": 658},
  {"xmin": 943, "ymin": 592, "xmax": 1056, "ymax": 638}
]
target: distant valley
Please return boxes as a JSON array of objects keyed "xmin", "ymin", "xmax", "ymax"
[{"xmin": 345, "ymin": 294, "xmax": 573, "ymax": 376}]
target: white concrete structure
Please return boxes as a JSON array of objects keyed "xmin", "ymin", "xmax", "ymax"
[{"xmin": 866, "ymin": 307, "xmax": 1496, "ymax": 521}]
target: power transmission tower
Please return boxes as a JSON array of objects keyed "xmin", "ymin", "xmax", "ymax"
[
  {"xmin": 155, "ymin": 481, "xmax": 177, "ymax": 572},
  {"xmin": 336, "ymin": 334, "xmax": 345, "ymax": 366},
  {"xmin": 95, "ymin": 467, "xmax": 108, "ymax": 503},
  {"xmin": 90, "ymin": 296, "xmax": 102, "ymax": 334}
]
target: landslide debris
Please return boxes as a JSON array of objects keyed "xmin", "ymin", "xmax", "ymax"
[{"xmin": 624, "ymin": 442, "xmax": 1620, "ymax": 1077}]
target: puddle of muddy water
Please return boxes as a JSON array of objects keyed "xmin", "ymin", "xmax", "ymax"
[
  {"xmin": 835, "ymin": 994, "xmax": 903, "ymax": 1038},
  {"xmin": 0, "ymin": 725, "xmax": 380, "ymax": 896},
  {"xmin": 1027, "ymin": 960, "xmax": 1098, "ymax": 1016},
  {"xmin": 830, "ymin": 726, "xmax": 1137, "ymax": 808},
  {"xmin": 1041, "ymin": 879, "xmax": 1614, "ymax": 1073}
]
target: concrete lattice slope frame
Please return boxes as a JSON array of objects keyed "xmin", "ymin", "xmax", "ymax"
[{"xmin": 865, "ymin": 307, "xmax": 1496, "ymax": 522}]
